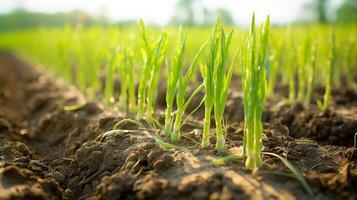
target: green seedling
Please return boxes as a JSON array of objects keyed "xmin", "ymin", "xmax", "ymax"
[
  {"xmin": 200, "ymin": 19, "xmax": 236, "ymax": 152},
  {"xmin": 170, "ymin": 44, "xmax": 206, "ymax": 142},
  {"xmin": 241, "ymin": 14, "xmax": 269, "ymax": 170},
  {"xmin": 137, "ymin": 20, "xmax": 168, "ymax": 120},
  {"xmin": 317, "ymin": 30, "xmax": 335, "ymax": 112},
  {"xmin": 304, "ymin": 40, "xmax": 318, "ymax": 108},
  {"xmin": 164, "ymin": 27, "xmax": 186, "ymax": 136}
]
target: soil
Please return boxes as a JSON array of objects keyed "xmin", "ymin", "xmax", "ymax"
[{"xmin": 0, "ymin": 52, "xmax": 357, "ymax": 200}]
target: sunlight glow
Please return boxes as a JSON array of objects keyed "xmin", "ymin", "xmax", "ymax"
[{"xmin": 0, "ymin": 0, "xmax": 344, "ymax": 26}]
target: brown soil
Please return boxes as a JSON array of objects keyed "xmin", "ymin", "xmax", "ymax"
[{"xmin": 1, "ymin": 52, "xmax": 357, "ymax": 200}]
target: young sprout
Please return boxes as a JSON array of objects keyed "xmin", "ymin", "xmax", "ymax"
[
  {"xmin": 304, "ymin": 40, "xmax": 318, "ymax": 108},
  {"xmin": 267, "ymin": 34, "xmax": 285, "ymax": 97},
  {"xmin": 164, "ymin": 27, "xmax": 186, "ymax": 136},
  {"xmin": 332, "ymin": 39, "xmax": 341, "ymax": 88},
  {"xmin": 145, "ymin": 33, "xmax": 168, "ymax": 120},
  {"xmin": 297, "ymin": 36, "xmax": 311, "ymax": 103},
  {"xmin": 118, "ymin": 48, "xmax": 136, "ymax": 113},
  {"xmin": 137, "ymin": 20, "xmax": 168, "ymax": 120},
  {"xmin": 118, "ymin": 57, "xmax": 129, "ymax": 110},
  {"xmin": 104, "ymin": 45, "xmax": 120, "ymax": 105},
  {"xmin": 267, "ymin": 49, "xmax": 278, "ymax": 97},
  {"xmin": 170, "ymin": 43, "xmax": 206, "ymax": 142},
  {"xmin": 317, "ymin": 30, "xmax": 335, "ymax": 112},
  {"xmin": 201, "ymin": 19, "xmax": 220, "ymax": 148},
  {"xmin": 345, "ymin": 38, "xmax": 356, "ymax": 89},
  {"xmin": 213, "ymin": 24, "xmax": 235, "ymax": 152},
  {"xmin": 286, "ymin": 27, "xmax": 297, "ymax": 104},
  {"xmin": 242, "ymin": 14, "xmax": 270, "ymax": 170},
  {"xmin": 137, "ymin": 20, "xmax": 152, "ymax": 119},
  {"xmin": 200, "ymin": 19, "xmax": 235, "ymax": 151},
  {"xmin": 125, "ymin": 49, "xmax": 137, "ymax": 113}
]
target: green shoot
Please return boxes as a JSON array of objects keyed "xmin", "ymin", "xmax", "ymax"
[
  {"xmin": 164, "ymin": 27, "xmax": 186, "ymax": 136},
  {"xmin": 155, "ymin": 137, "xmax": 186, "ymax": 151},
  {"xmin": 137, "ymin": 20, "xmax": 152, "ymax": 119},
  {"xmin": 317, "ymin": 30, "xmax": 335, "ymax": 112},
  {"xmin": 304, "ymin": 40, "xmax": 318, "ymax": 108},
  {"xmin": 297, "ymin": 36, "xmax": 311, "ymax": 102},
  {"xmin": 200, "ymin": 19, "xmax": 236, "ymax": 151},
  {"xmin": 267, "ymin": 50, "xmax": 278, "ymax": 97},
  {"xmin": 118, "ymin": 48, "xmax": 136, "ymax": 113},
  {"xmin": 346, "ymin": 38, "xmax": 356, "ymax": 88},
  {"xmin": 287, "ymin": 27, "xmax": 297, "ymax": 104},
  {"xmin": 171, "ymin": 43, "xmax": 206, "ymax": 142},
  {"xmin": 213, "ymin": 23, "xmax": 235, "ymax": 152},
  {"xmin": 145, "ymin": 33, "xmax": 168, "ymax": 120},
  {"xmin": 201, "ymin": 20, "xmax": 220, "ymax": 148},
  {"xmin": 63, "ymin": 103, "xmax": 87, "ymax": 111},
  {"xmin": 125, "ymin": 49, "xmax": 137, "ymax": 113},
  {"xmin": 137, "ymin": 20, "xmax": 167, "ymax": 120},
  {"xmin": 104, "ymin": 45, "xmax": 119, "ymax": 105},
  {"xmin": 267, "ymin": 34, "xmax": 285, "ymax": 97},
  {"xmin": 212, "ymin": 154, "xmax": 243, "ymax": 165},
  {"xmin": 242, "ymin": 14, "xmax": 269, "ymax": 170},
  {"xmin": 118, "ymin": 57, "xmax": 129, "ymax": 110}
]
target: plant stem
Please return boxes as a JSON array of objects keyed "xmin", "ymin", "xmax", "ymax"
[
  {"xmin": 171, "ymin": 110, "xmax": 183, "ymax": 142},
  {"xmin": 215, "ymin": 117, "xmax": 225, "ymax": 151},
  {"xmin": 202, "ymin": 108, "xmax": 212, "ymax": 148},
  {"xmin": 164, "ymin": 106, "xmax": 173, "ymax": 137}
]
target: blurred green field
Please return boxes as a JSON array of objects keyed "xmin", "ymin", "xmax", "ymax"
[{"xmin": 0, "ymin": 23, "xmax": 356, "ymax": 94}]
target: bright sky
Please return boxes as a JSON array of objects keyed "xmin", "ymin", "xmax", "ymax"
[{"xmin": 0, "ymin": 0, "xmax": 344, "ymax": 26}]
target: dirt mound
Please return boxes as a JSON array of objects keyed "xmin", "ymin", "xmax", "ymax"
[{"xmin": 274, "ymin": 104, "xmax": 357, "ymax": 147}]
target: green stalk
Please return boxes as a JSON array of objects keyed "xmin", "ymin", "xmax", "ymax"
[
  {"xmin": 137, "ymin": 21, "xmax": 151, "ymax": 119},
  {"xmin": 202, "ymin": 107, "xmax": 213, "ymax": 147},
  {"xmin": 104, "ymin": 46, "xmax": 119, "ymax": 105},
  {"xmin": 287, "ymin": 27, "xmax": 296, "ymax": 104},
  {"xmin": 267, "ymin": 50, "xmax": 277, "ymax": 96},
  {"xmin": 240, "ymin": 37, "xmax": 248, "ymax": 157},
  {"xmin": 171, "ymin": 43, "xmax": 206, "ymax": 142},
  {"xmin": 137, "ymin": 20, "xmax": 167, "ymax": 120},
  {"xmin": 318, "ymin": 30, "xmax": 335, "ymax": 111},
  {"xmin": 164, "ymin": 27, "xmax": 186, "ymax": 136},
  {"xmin": 146, "ymin": 32, "xmax": 168, "ymax": 120},
  {"xmin": 345, "ymin": 38, "xmax": 355, "ymax": 89},
  {"xmin": 199, "ymin": 19, "xmax": 236, "ymax": 151},
  {"xmin": 213, "ymin": 24, "xmax": 235, "ymax": 152},
  {"xmin": 125, "ymin": 49, "xmax": 136, "ymax": 113},
  {"xmin": 119, "ymin": 60, "xmax": 129, "ymax": 110},
  {"xmin": 201, "ymin": 20, "xmax": 220, "ymax": 148},
  {"xmin": 171, "ymin": 110, "xmax": 183, "ymax": 141},
  {"xmin": 297, "ymin": 37, "xmax": 311, "ymax": 102},
  {"xmin": 118, "ymin": 48, "xmax": 137, "ymax": 113},
  {"xmin": 243, "ymin": 14, "xmax": 269, "ymax": 170},
  {"xmin": 304, "ymin": 41, "xmax": 318, "ymax": 108},
  {"xmin": 245, "ymin": 14, "xmax": 257, "ymax": 169}
]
